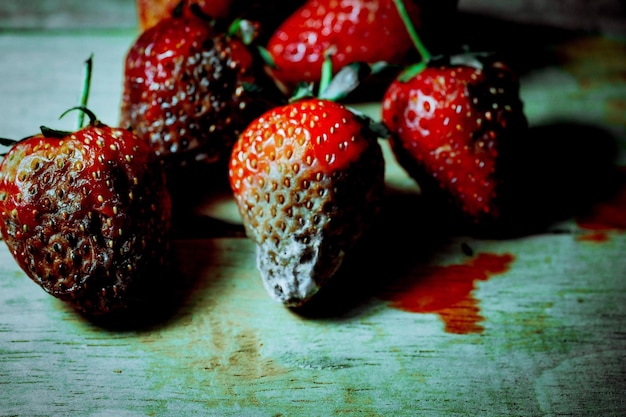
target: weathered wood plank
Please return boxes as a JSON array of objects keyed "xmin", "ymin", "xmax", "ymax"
[{"xmin": 1, "ymin": 25, "xmax": 625, "ymax": 417}]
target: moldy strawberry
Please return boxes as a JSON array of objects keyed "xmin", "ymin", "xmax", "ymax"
[{"xmin": 229, "ymin": 65, "xmax": 385, "ymax": 307}]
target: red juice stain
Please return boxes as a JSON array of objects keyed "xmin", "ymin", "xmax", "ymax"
[
  {"xmin": 381, "ymin": 253, "xmax": 515, "ymax": 335},
  {"xmin": 577, "ymin": 231, "xmax": 610, "ymax": 243},
  {"xmin": 575, "ymin": 168, "xmax": 626, "ymax": 242}
]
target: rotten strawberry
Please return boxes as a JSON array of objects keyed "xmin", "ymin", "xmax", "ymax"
[
  {"xmin": 120, "ymin": 4, "xmax": 281, "ymax": 170},
  {"xmin": 229, "ymin": 97, "xmax": 385, "ymax": 307},
  {"xmin": 0, "ymin": 107, "xmax": 172, "ymax": 316}
]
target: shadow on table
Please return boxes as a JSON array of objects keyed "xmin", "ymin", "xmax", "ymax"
[
  {"xmin": 294, "ymin": 120, "xmax": 622, "ymax": 320},
  {"xmin": 294, "ymin": 12, "xmax": 624, "ymax": 319},
  {"xmin": 346, "ymin": 11, "xmax": 600, "ymax": 103},
  {"xmin": 85, "ymin": 121, "xmax": 621, "ymax": 328}
]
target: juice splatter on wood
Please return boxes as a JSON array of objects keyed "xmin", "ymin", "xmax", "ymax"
[
  {"xmin": 576, "ymin": 167, "xmax": 626, "ymax": 241},
  {"xmin": 382, "ymin": 253, "xmax": 515, "ymax": 334}
]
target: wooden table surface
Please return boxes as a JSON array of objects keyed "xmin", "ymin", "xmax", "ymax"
[{"xmin": 1, "ymin": 10, "xmax": 625, "ymax": 417}]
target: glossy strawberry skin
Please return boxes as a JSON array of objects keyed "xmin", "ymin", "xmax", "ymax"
[
  {"xmin": 120, "ymin": 13, "xmax": 260, "ymax": 167},
  {"xmin": 382, "ymin": 56, "xmax": 528, "ymax": 222},
  {"xmin": 266, "ymin": 0, "xmax": 423, "ymax": 93},
  {"xmin": 229, "ymin": 99, "xmax": 385, "ymax": 306},
  {"xmin": 0, "ymin": 125, "xmax": 172, "ymax": 315}
]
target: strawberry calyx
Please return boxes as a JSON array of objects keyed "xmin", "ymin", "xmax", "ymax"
[
  {"xmin": 319, "ymin": 62, "xmax": 374, "ymax": 102},
  {"xmin": 288, "ymin": 53, "xmax": 390, "ymax": 138},
  {"xmin": 0, "ymin": 137, "xmax": 18, "ymax": 156},
  {"xmin": 288, "ymin": 51, "xmax": 375, "ymax": 104},
  {"xmin": 183, "ymin": 0, "xmax": 260, "ymax": 48},
  {"xmin": 41, "ymin": 106, "xmax": 103, "ymax": 139},
  {"xmin": 398, "ymin": 51, "xmax": 495, "ymax": 82},
  {"xmin": 1, "ymin": 106, "xmax": 104, "ymax": 157},
  {"xmin": 1, "ymin": 54, "xmax": 98, "ymax": 155},
  {"xmin": 392, "ymin": 0, "xmax": 498, "ymax": 83},
  {"xmin": 228, "ymin": 18, "xmax": 259, "ymax": 46}
]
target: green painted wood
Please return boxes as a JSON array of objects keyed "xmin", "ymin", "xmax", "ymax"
[{"xmin": 1, "ymin": 27, "xmax": 625, "ymax": 417}]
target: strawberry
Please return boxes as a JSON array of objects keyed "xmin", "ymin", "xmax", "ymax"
[
  {"xmin": 120, "ymin": 6, "xmax": 281, "ymax": 170},
  {"xmin": 0, "ymin": 108, "xmax": 172, "ymax": 316},
  {"xmin": 229, "ymin": 98, "xmax": 385, "ymax": 307},
  {"xmin": 265, "ymin": 0, "xmax": 424, "ymax": 94},
  {"xmin": 136, "ymin": 0, "xmax": 305, "ymax": 39},
  {"xmin": 136, "ymin": 0, "xmax": 233, "ymax": 32},
  {"xmin": 382, "ymin": 54, "xmax": 527, "ymax": 223},
  {"xmin": 381, "ymin": 3, "xmax": 527, "ymax": 225}
]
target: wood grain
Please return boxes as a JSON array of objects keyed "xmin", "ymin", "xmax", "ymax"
[{"xmin": 1, "ymin": 21, "xmax": 625, "ymax": 417}]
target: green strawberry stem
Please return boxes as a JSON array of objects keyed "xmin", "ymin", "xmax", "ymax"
[
  {"xmin": 392, "ymin": 0, "xmax": 431, "ymax": 62},
  {"xmin": 392, "ymin": 0, "xmax": 431, "ymax": 81},
  {"xmin": 61, "ymin": 106, "xmax": 99, "ymax": 128},
  {"xmin": 1, "ymin": 59, "xmax": 97, "ymax": 156},
  {"xmin": 288, "ymin": 51, "xmax": 334, "ymax": 102},
  {"xmin": 318, "ymin": 50, "xmax": 334, "ymax": 98},
  {"xmin": 77, "ymin": 54, "xmax": 93, "ymax": 130},
  {"xmin": 289, "ymin": 52, "xmax": 374, "ymax": 103},
  {"xmin": 43, "ymin": 106, "xmax": 100, "ymax": 139}
]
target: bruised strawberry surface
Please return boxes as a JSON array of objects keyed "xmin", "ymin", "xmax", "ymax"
[
  {"xmin": 120, "ymin": 13, "xmax": 261, "ymax": 167},
  {"xmin": 575, "ymin": 167, "xmax": 626, "ymax": 242},
  {"xmin": 0, "ymin": 126, "xmax": 171, "ymax": 315},
  {"xmin": 230, "ymin": 99, "xmax": 385, "ymax": 306}
]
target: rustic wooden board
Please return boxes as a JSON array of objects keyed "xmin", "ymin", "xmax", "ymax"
[{"xmin": 1, "ymin": 23, "xmax": 625, "ymax": 417}]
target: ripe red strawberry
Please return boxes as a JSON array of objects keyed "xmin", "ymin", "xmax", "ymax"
[
  {"xmin": 0, "ymin": 108, "xmax": 172, "ymax": 316},
  {"xmin": 379, "ymin": 2, "xmax": 527, "ymax": 225},
  {"xmin": 229, "ymin": 98, "xmax": 385, "ymax": 306},
  {"xmin": 265, "ymin": 0, "xmax": 424, "ymax": 94},
  {"xmin": 120, "ymin": 6, "xmax": 280, "ymax": 170},
  {"xmin": 382, "ymin": 53, "xmax": 528, "ymax": 224}
]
